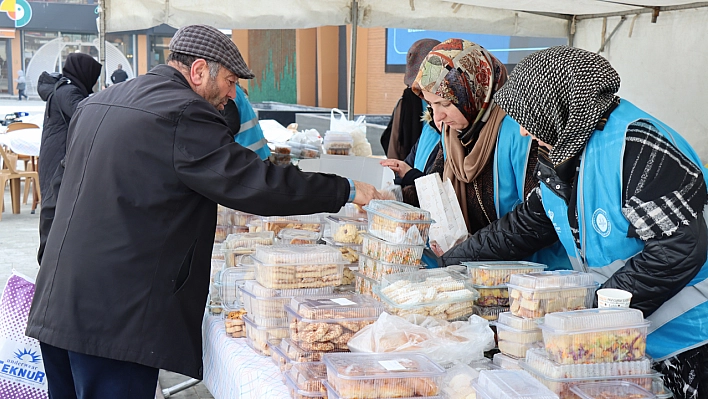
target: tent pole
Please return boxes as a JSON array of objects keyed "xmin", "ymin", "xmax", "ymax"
[
  {"xmin": 347, "ymin": 0, "xmax": 359, "ymax": 121},
  {"xmin": 98, "ymin": 0, "xmax": 106, "ymax": 91}
]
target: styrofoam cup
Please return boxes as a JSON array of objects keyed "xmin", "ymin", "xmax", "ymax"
[{"xmin": 597, "ymin": 288, "xmax": 632, "ymax": 308}]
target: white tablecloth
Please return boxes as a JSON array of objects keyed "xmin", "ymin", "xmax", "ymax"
[
  {"xmin": 202, "ymin": 314, "xmax": 290, "ymax": 399},
  {"xmin": 0, "ymin": 128, "xmax": 42, "ymax": 156}
]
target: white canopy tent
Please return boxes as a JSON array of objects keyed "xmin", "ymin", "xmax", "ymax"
[{"xmin": 99, "ymin": 0, "xmax": 708, "ymax": 160}]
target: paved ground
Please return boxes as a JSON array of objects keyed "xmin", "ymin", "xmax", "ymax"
[{"xmin": 0, "ymin": 98, "xmax": 215, "ymax": 399}]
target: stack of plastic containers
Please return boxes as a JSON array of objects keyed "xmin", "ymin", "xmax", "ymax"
[
  {"xmin": 248, "ymin": 215, "xmax": 324, "ymax": 239},
  {"xmin": 220, "ymin": 266, "xmax": 257, "ymax": 338},
  {"xmin": 322, "ymin": 352, "xmax": 446, "ymax": 399},
  {"xmin": 284, "ymin": 362, "xmax": 329, "ymax": 399},
  {"xmin": 507, "ymin": 271, "xmax": 597, "ymax": 319},
  {"xmin": 323, "ymin": 131, "xmax": 354, "ymax": 156},
  {"xmin": 323, "ymin": 215, "xmax": 369, "ymax": 290},
  {"xmin": 570, "ymin": 381, "xmax": 656, "ymax": 399},
  {"xmin": 472, "ymin": 369, "xmax": 559, "ymax": 399},
  {"xmin": 374, "ymin": 268, "xmax": 479, "ymax": 321},
  {"xmin": 519, "ymin": 308, "xmax": 670, "ymax": 399},
  {"xmin": 207, "ymin": 259, "xmax": 226, "ymax": 316},
  {"xmin": 465, "ymin": 261, "xmax": 546, "ymax": 322},
  {"xmin": 492, "ymin": 311, "xmax": 544, "ymax": 360},
  {"xmin": 216, "ymin": 206, "xmax": 254, "ymax": 242},
  {"xmin": 221, "ymin": 231, "xmax": 274, "ymax": 268}
]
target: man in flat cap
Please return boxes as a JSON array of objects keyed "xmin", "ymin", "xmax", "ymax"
[{"xmin": 26, "ymin": 24, "xmax": 382, "ymax": 398}]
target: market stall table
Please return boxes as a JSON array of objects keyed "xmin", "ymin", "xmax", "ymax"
[{"xmin": 202, "ymin": 314, "xmax": 290, "ymax": 399}]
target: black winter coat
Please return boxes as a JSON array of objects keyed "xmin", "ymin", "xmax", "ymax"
[{"xmin": 26, "ymin": 65, "xmax": 351, "ymax": 378}]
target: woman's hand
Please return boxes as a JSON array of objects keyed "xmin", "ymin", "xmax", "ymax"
[{"xmin": 380, "ymin": 159, "xmax": 412, "ymax": 178}]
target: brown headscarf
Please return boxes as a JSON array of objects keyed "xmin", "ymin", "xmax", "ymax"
[{"xmin": 411, "ymin": 39, "xmax": 508, "ymax": 229}]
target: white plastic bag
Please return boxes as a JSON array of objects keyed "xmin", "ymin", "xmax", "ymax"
[
  {"xmin": 347, "ymin": 312, "xmax": 494, "ymax": 366},
  {"xmin": 330, "ymin": 109, "xmax": 372, "ymax": 157},
  {"xmin": 289, "ymin": 129, "xmax": 322, "ymax": 147}
]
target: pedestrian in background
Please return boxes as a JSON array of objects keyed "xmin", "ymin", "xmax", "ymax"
[
  {"xmin": 110, "ymin": 63, "xmax": 128, "ymax": 85},
  {"xmin": 16, "ymin": 70, "xmax": 28, "ymax": 100}
]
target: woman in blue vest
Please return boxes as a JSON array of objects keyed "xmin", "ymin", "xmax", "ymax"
[{"xmin": 442, "ymin": 46, "xmax": 708, "ymax": 398}]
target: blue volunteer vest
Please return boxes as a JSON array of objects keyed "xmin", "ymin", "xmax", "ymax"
[
  {"xmin": 414, "ymin": 99, "xmax": 442, "ymax": 172},
  {"xmin": 234, "ymin": 85, "xmax": 270, "ymax": 160},
  {"xmin": 540, "ymin": 99, "xmax": 708, "ymax": 360},
  {"xmin": 494, "ymin": 115, "xmax": 572, "ymax": 271}
]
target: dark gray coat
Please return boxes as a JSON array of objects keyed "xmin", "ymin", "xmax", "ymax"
[{"xmin": 26, "ymin": 65, "xmax": 350, "ymax": 378}]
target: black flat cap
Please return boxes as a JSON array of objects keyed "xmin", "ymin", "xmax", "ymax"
[{"xmin": 169, "ymin": 24, "xmax": 255, "ymax": 79}]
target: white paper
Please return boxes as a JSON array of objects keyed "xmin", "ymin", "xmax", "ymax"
[
  {"xmin": 378, "ymin": 360, "xmax": 407, "ymax": 371},
  {"xmin": 330, "ymin": 298, "xmax": 357, "ymax": 306}
]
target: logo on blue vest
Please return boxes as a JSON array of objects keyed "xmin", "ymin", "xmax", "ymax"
[{"xmin": 592, "ymin": 208, "xmax": 611, "ymax": 237}]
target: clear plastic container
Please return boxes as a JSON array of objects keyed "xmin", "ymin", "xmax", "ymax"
[
  {"xmin": 223, "ymin": 308, "xmax": 247, "ymax": 338},
  {"xmin": 286, "ymin": 294, "xmax": 385, "ymax": 351},
  {"xmin": 323, "ymin": 380, "xmax": 443, "ymax": 399},
  {"xmin": 214, "ymin": 225, "xmax": 230, "ymax": 243},
  {"xmin": 253, "ymin": 244, "xmax": 343, "ymax": 264},
  {"xmin": 523, "ymin": 348, "xmax": 653, "ymax": 379},
  {"xmin": 322, "ymin": 353, "xmax": 445, "ymax": 399},
  {"xmin": 278, "ymin": 228, "xmax": 321, "ymax": 245},
  {"xmin": 240, "ymin": 280, "xmax": 334, "ymax": 321},
  {"xmin": 476, "ymin": 369, "xmax": 559, "ymax": 399},
  {"xmin": 322, "ymin": 238, "xmax": 361, "ymax": 264},
  {"xmin": 259, "ymin": 215, "xmax": 324, "ymax": 237},
  {"xmin": 353, "ymin": 271, "xmax": 379, "ymax": 300},
  {"xmin": 492, "ymin": 353, "xmax": 522, "ymax": 370},
  {"xmin": 507, "ymin": 273, "xmax": 597, "ymax": 318},
  {"xmin": 361, "ymin": 233, "xmax": 424, "ymax": 265},
  {"xmin": 274, "ymin": 142, "xmax": 292, "ymax": 155},
  {"xmin": 243, "ymin": 315, "xmax": 289, "ymax": 356},
  {"xmin": 473, "ymin": 305, "xmax": 509, "ymax": 321},
  {"xmin": 465, "ymin": 261, "xmax": 547, "ymax": 286},
  {"xmin": 211, "ymin": 244, "xmax": 225, "ymax": 261},
  {"xmin": 569, "ymin": 381, "xmax": 656, "ymax": 399},
  {"xmin": 539, "ymin": 309, "xmax": 649, "ymax": 364},
  {"xmin": 494, "ymin": 322, "xmax": 543, "ymax": 344},
  {"xmin": 252, "ymin": 245, "xmax": 347, "ymax": 289},
  {"xmin": 219, "ymin": 267, "xmax": 256, "ymax": 309},
  {"xmin": 376, "ymin": 269, "xmax": 478, "ymax": 321},
  {"xmin": 326, "ymin": 215, "xmax": 368, "ymax": 244},
  {"xmin": 498, "ymin": 340, "xmax": 543, "ymax": 359},
  {"xmin": 231, "ymin": 210, "xmax": 253, "ymax": 226},
  {"xmin": 323, "ymin": 131, "xmax": 354, "ymax": 156},
  {"xmin": 496, "ymin": 312, "xmax": 540, "ymax": 331},
  {"xmin": 363, "ymin": 200, "xmax": 433, "ymax": 245},
  {"xmin": 288, "ymin": 142, "xmax": 321, "ymax": 159},
  {"xmin": 285, "ymin": 362, "xmax": 328, "ymax": 398},
  {"xmin": 223, "ymin": 231, "xmax": 275, "ymax": 250},
  {"xmin": 271, "ymin": 152, "xmax": 292, "ymax": 166},
  {"xmin": 476, "ymin": 286, "xmax": 510, "ymax": 307},
  {"xmin": 358, "ymin": 253, "xmax": 420, "ymax": 279},
  {"xmin": 269, "ymin": 338, "xmax": 328, "ymax": 374}
]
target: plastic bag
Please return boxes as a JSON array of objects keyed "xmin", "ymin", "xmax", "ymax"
[
  {"xmin": 289, "ymin": 129, "xmax": 322, "ymax": 147},
  {"xmin": 442, "ymin": 363, "xmax": 483, "ymax": 399},
  {"xmin": 347, "ymin": 312, "xmax": 495, "ymax": 366},
  {"xmin": 330, "ymin": 109, "xmax": 372, "ymax": 157}
]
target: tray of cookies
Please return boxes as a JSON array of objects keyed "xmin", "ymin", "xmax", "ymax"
[
  {"xmin": 252, "ymin": 245, "xmax": 348, "ymax": 289},
  {"xmin": 286, "ymin": 294, "xmax": 385, "ymax": 352},
  {"xmin": 358, "ymin": 253, "xmax": 419, "ymax": 280},
  {"xmin": 475, "ymin": 369, "xmax": 559, "ymax": 399},
  {"xmin": 240, "ymin": 280, "xmax": 334, "ymax": 322},
  {"xmin": 269, "ymin": 338, "xmax": 328, "ymax": 374},
  {"xmin": 363, "ymin": 200, "xmax": 433, "ymax": 245},
  {"xmin": 472, "ymin": 305, "xmax": 509, "ymax": 321},
  {"xmin": 464, "ymin": 261, "xmax": 546, "ymax": 286},
  {"xmin": 278, "ymin": 228, "xmax": 321, "ymax": 245},
  {"xmin": 498, "ymin": 340, "xmax": 543, "ymax": 359},
  {"xmin": 507, "ymin": 271, "xmax": 597, "ymax": 319},
  {"xmin": 322, "ymin": 238, "xmax": 360, "ymax": 264},
  {"xmin": 322, "ymin": 353, "xmax": 445, "ymax": 399},
  {"xmin": 223, "ymin": 231, "xmax": 274, "ymax": 250},
  {"xmin": 475, "ymin": 286, "xmax": 510, "ymax": 307},
  {"xmin": 258, "ymin": 215, "xmax": 324, "ymax": 237},
  {"xmin": 375, "ymin": 269, "xmax": 478, "ymax": 321},
  {"xmin": 539, "ymin": 308, "xmax": 649, "ymax": 365},
  {"xmin": 523, "ymin": 348, "xmax": 653, "ymax": 379},
  {"xmin": 360, "ymin": 233, "xmax": 424, "ymax": 265},
  {"xmin": 224, "ymin": 308, "xmax": 247, "ymax": 338},
  {"xmin": 569, "ymin": 381, "xmax": 656, "ymax": 399},
  {"xmin": 354, "ymin": 271, "xmax": 379, "ymax": 300},
  {"xmin": 326, "ymin": 215, "xmax": 368, "ymax": 244},
  {"xmin": 243, "ymin": 315, "xmax": 289, "ymax": 356},
  {"xmin": 285, "ymin": 362, "xmax": 329, "ymax": 399}
]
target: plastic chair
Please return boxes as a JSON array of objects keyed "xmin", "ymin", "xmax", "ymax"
[
  {"xmin": 0, "ymin": 145, "xmax": 41, "ymax": 220},
  {"xmin": 6, "ymin": 122, "xmax": 40, "ymax": 132},
  {"xmin": 6, "ymin": 122, "xmax": 40, "ymax": 204}
]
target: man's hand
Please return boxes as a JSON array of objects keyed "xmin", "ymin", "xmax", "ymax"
[
  {"xmin": 352, "ymin": 181, "xmax": 385, "ymax": 206},
  {"xmin": 380, "ymin": 159, "xmax": 413, "ymax": 178}
]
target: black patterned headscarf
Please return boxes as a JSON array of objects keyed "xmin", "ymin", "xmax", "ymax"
[{"xmin": 494, "ymin": 46, "xmax": 620, "ymax": 166}]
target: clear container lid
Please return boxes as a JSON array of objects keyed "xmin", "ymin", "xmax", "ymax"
[
  {"xmin": 541, "ymin": 308, "xmax": 648, "ymax": 333},
  {"xmin": 285, "ymin": 362, "xmax": 328, "ymax": 395},
  {"xmin": 522, "ymin": 348, "xmax": 652, "ymax": 379},
  {"xmin": 363, "ymin": 200, "xmax": 432, "ymax": 223},
  {"xmin": 476, "ymin": 370, "xmax": 559, "ymax": 399},
  {"xmin": 492, "ymin": 353, "xmax": 522, "ymax": 370},
  {"xmin": 287, "ymin": 294, "xmax": 385, "ymax": 320},
  {"xmin": 326, "ymin": 215, "xmax": 368, "ymax": 227},
  {"xmin": 473, "ymin": 305, "xmax": 509, "ymax": 320},
  {"xmin": 278, "ymin": 228, "xmax": 321, "ymax": 243},
  {"xmin": 321, "ymin": 237, "xmax": 362, "ymax": 252},
  {"xmin": 496, "ymin": 312, "xmax": 540, "ymax": 331},
  {"xmin": 323, "ymin": 131, "xmax": 354, "ymax": 143},
  {"xmin": 260, "ymin": 215, "xmax": 323, "ymax": 227},
  {"xmin": 271, "ymin": 338, "xmax": 329, "ymax": 363},
  {"xmin": 242, "ymin": 314, "xmax": 290, "ymax": 333},
  {"xmin": 569, "ymin": 381, "xmax": 656, "ymax": 399},
  {"xmin": 464, "ymin": 261, "xmax": 546, "ymax": 271},
  {"xmin": 376, "ymin": 269, "xmax": 478, "ymax": 309},
  {"xmin": 241, "ymin": 279, "xmax": 334, "ymax": 299},
  {"xmin": 509, "ymin": 271, "xmax": 595, "ymax": 289},
  {"xmin": 322, "ymin": 380, "xmax": 443, "ymax": 399},
  {"xmin": 223, "ymin": 231, "xmax": 275, "ymax": 249},
  {"xmin": 253, "ymin": 244, "xmax": 345, "ymax": 265},
  {"xmin": 322, "ymin": 353, "xmax": 445, "ymax": 380}
]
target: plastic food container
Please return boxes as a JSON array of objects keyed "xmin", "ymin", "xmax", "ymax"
[
  {"xmin": 507, "ymin": 271, "xmax": 597, "ymax": 319},
  {"xmin": 361, "ymin": 233, "xmax": 424, "ymax": 266},
  {"xmin": 375, "ymin": 269, "xmax": 478, "ymax": 321},
  {"xmin": 472, "ymin": 305, "xmax": 509, "ymax": 321},
  {"xmin": 212, "ymin": 244, "xmax": 225, "ymax": 260},
  {"xmin": 322, "ymin": 353, "xmax": 445, "ymax": 399},
  {"xmin": 274, "ymin": 142, "xmax": 292, "ymax": 155},
  {"xmin": 271, "ymin": 152, "xmax": 292, "ymax": 166},
  {"xmin": 539, "ymin": 308, "xmax": 649, "ymax": 364},
  {"xmin": 358, "ymin": 253, "xmax": 419, "ymax": 280},
  {"xmin": 259, "ymin": 215, "xmax": 324, "ymax": 237},
  {"xmin": 269, "ymin": 338, "xmax": 326, "ymax": 374},
  {"xmin": 323, "ymin": 132, "xmax": 354, "ymax": 156},
  {"xmin": 465, "ymin": 261, "xmax": 547, "ymax": 286},
  {"xmin": 285, "ymin": 362, "xmax": 328, "ymax": 399},
  {"xmin": 496, "ymin": 312, "xmax": 540, "ymax": 331},
  {"xmin": 326, "ymin": 215, "xmax": 368, "ymax": 244},
  {"xmin": 354, "ymin": 271, "xmax": 379, "ymax": 300},
  {"xmin": 475, "ymin": 369, "xmax": 559, "ymax": 399},
  {"xmin": 240, "ymin": 280, "xmax": 334, "ymax": 322},
  {"xmin": 243, "ymin": 315, "xmax": 289, "ymax": 356},
  {"xmin": 223, "ymin": 308, "xmax": 247, "ymax": 338},
  {"xmin": 286, "ymin": 294, "xmax": 385, "ymax": 351},
  {"xmin": 476, "ymin": 286, "xmax": 510, "ymax": 307},
  {"xmin": 206, "ymin": 298, "xmax": 223, "ymax": 316},
  {"xmin": 569, "ymin": 381, "xmax": 656, "ymax": 399},
  {"xmin": 363, "ymin": 200, "xmax": 433, "ymax": 245},
  {"xmin": 214, "ymin": 225, "xmax": 230, "ymax": 243},
  {"xmin": 219, "ymin": 267, "xmax": 256, "ymax": 309},
  {"xmin": 323, "ymin": 380, "xmax": 443, "ymax": 399},
  {"xmin": 288, "ymin": 142, "xmax": 321, "ymax": 159},
  {"xmin": 494, "ymin": 323, "xmax": 543, "ymax": 358},
  {"xmin": 278, "ymin": 228, "xmax": 321, "ymax": 245},
  {"xmin": 523, "ymin": 347, "xmax": 653, "ymax": 379},
  {"xmin": 322, "ymin": 237, "xmax": 361, "ymax": 264},
  {"xmin": 223, "ymin": 231, "xmax": 275, "ymax": 250},
  {"xmin": 492, "ymin": 353, "xmax": 522, "ymax": 370},
  {"xmin": 252, "ymin": 245, "xmax": 347, "ymax": 289}
]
